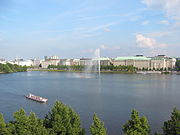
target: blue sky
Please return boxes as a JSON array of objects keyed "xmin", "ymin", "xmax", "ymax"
[{"xmin": 0, "ymin": 0, "xmax": 180, "ymax": 60}]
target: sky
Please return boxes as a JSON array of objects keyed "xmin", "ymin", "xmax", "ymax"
[{"xmin": 0, "ymin": 0, "xmax": 180, "ymax": 60}]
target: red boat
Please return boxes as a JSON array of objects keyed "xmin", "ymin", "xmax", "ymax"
[{"xmin": 25, "ymin": 93, "xmax": 48, "ymax": 103}]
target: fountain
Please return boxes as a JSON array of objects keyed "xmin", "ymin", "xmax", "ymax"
[
  {"xmin": 94, "ymin": 48, "xmax": 101, "ymax": 76},
  {"xmin": 71, "ymin": 48, "xmax": 101, "ymax": 79},
  {"xmin": 83, "ymin": 48, "xmax": 101, "ymax": 78}
]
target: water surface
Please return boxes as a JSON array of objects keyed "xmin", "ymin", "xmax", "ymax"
[{"xmin": 0, "ymin": 71, "xmax": 180, "ymax": 134}]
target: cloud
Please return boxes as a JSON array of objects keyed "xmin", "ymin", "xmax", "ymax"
[
  {"xmin": 84, "ymin": 48, "xmax": 94, "ymax": 53},
  {"xmin": 86, "ymin": 22, "xmax": 117, "ymax": 33},
  {"xmin": 100, "ymin": 44, "xmax": 120, "ymax": 50},
  {"xmin": 160, "ymin": 20, "xmax": 170, "ymax": 25},
  {"xmin": 136, "ymin": 34, "xmax": 167, "ymax": 49},
  {"xmin": 142, "ymin": 0, "xmax": 180, "ymax": 20},
  {"xmin": 81, "ymin": 32, "xmax": 101, "ymax": 38},
  {"xmin": 148, "ymin": 31, "xmax": 173, "ymax": 37},
  {"xmin": 141, "ymin": 20, "xmax": 149, "ymax": 25},
  {"xmin": 73, "ymin": 22, "xmax": 117, "ymax": 38},
  {"xmin": 103, "ymin": 27, "xmax": 111, "ymax": 32},
  {"xmin": 129, "ymin": 16, "xmax": 142, "ymax": 21}
]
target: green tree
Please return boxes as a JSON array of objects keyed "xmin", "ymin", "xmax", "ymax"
[
  {"xmin": 122, "ymin": 109, "xmax": 150, "ymax": 135},
  {"xmin": 90, "ymin": 113, "xmax": 107, "ymax": 135},
  {"xmin": 44, "ymin": 101, "xmax": 83, "ymax": 135},
  {"xmin": 162, "ymin": 108, "xmax": 180, "ymax": 135},
  {"xmin": 175, "ymin": 60, "xmax": 180, "ymax": 71},
  {"xmin": 0, "ymin": 113, "xmax": 10, "ymax": 135},
  {"xmin": 0, "ymin": 63, "xmax": 27, "ymax": 73},
  {"xmin": 7, "ymin": 109, "xmax": 48, "ymax": 135}
]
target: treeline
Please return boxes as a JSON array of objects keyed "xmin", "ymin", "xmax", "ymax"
[
  {"xmin": 48, "ymin": 65, "xmax": 84, "ymax": 71},
  {"xmin": 100, "ymin": 65, "xmax": 136, "ymax": 72},
  {"xmin": 0, "ymin": 101, "xmax": 179, "ymax": 135},
  {"xmin": 47, "ymin": 65, "xmax": 137, "ymax": 72},
  {"xmin": 0, "ymin": 63, "xmax": 27, "ymax": 73},
  {"xmin": 47, "ymin": 64, "xmax": 176, "ymax": 72}
]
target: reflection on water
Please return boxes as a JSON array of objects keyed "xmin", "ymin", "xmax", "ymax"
[
  {"xmin": 0, "ymin": 71, "xmax": 180, "ymax": 134},
  {"xmin": 66, "ymin": 72, "xmax": 101, "ymax": 79}
]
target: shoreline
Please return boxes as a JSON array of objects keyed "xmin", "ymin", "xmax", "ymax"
[
  {"xmin": 28, "ymin": 69, "xmax": 179, "ymax": 74},
  {"xmin": 29, "ymin": 69, "xmax": 136, "ymax": 74}
]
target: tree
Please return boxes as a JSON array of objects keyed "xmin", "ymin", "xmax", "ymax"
[
  {"xmin": 122, "ymin": 109, "xmax": 150, "ymax": 135},
  {"xmin": 0, "ymin": 113, "xmax": 10, "ymax": 135},
  {"xmin": 175, "ymin": 60, "xmax": 180, "ymax": 71},
  {"xmin": 90, "ymin": 113, "xmax": 107, "ymax": 135},
  {"xmin": 44, "ymin": 101, "xmax": 83, "ymax": 135},
  {"xmin": 162, "ymin": 108, "xmax": 180, "ymax": 135},
  {"xmin": 7, "ymin": 109, "xmax": 48, "ymax": 135}
]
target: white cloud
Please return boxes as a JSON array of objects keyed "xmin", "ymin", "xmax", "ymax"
[
  {"xmin": 148, "ymin": 31, "xmax": 173, "ymax": 37},
  {"xmin": 136, "ymin": 34, "xmax": 167, "ymax": 49},
  {"xmin": 129, "ymin": 16, "xmax": 142, "ymax": 21},
  {"xmin": 87, "ymin": 22, "xmax": 117, "ymax": 33},
  {"xmin": 142, "ymin": 0, "xmax": 180, "ymax": 20},
  {"xmin": 100, "ymin": 44, "xmax": 120, "ymax": 50},
  {"xmin": 81, "ymin": 33, "xmax": 101, "ymax": 38},
  {"xmin": 103, "ymin": 27, "xmax": 111, "ymax": 32},
  {"xmin": 160, "ymin": 20, "xmax": 170, "ymax": 25},
  {"xmin": 141, "ymin": 20, "xmax": 149, "ymax": 25}
]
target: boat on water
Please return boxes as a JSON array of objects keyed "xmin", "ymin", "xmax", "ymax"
[{"xmin": 25, "ymin": 93, "xmax": 48, "ymax": 103}]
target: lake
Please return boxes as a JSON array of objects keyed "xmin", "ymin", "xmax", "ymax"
[{"xmin": 0, "ymin": 71, "xmax": 180, "ymax": 134}]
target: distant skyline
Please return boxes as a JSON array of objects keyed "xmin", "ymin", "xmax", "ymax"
[{"xmin": 0, "ymin": 0, "xmax": 180, "ymax": 60}]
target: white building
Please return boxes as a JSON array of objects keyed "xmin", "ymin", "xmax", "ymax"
[
  {"xmin": 14, "ymin": 59, "xmax": 33, "ymax": 66},
  {"xmin": 0, "ymin": 59, "xmax": 6, "ymax": 64},
  {"xmin": 41, "ymin": 56, "xmax": 60, "ymax": 68}
]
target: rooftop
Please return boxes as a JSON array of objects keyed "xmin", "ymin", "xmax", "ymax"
[{"xmin": 114, "ymin": 56, "xmax": 151, "ymax": 61}]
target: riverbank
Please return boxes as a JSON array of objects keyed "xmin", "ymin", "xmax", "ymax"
[
  {"xmin": 28, "ymin": 68, "xmax": 180, "ymax": 75},
  {"xmin": 29, "ymin": 68, "xmax": 136, "ymax": 74},
  {"xmin": 0, "ymin": 63, "xmax": 27, "ymax": 73}
]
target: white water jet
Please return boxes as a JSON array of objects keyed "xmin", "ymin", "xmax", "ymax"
[
  {"xmin": 94, "ymin": 48, "xmax": 101, "ymax": 76},
  {"xmin": 83, "ymin": 48, "xmax": 101, "ymax": 78}
]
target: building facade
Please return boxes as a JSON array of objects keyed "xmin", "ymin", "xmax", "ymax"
[
  {"xmin": 41, "ymin": 56, "xmax": 60, "ymax": 68},
  {"xmin": 112, "ymin": 55, "xmax": 176, "ymax": 70}
]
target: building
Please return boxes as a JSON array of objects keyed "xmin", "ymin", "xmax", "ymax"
[
  {"xmin": 41, "ymin": 56, "xmax": 60, "ymax": 68},
  {"xmin": 100, "ymin": 57, "xmax": 113, "ymax": 66},
  {"xmin": 176, "ymin": 58, "xmax": 180, "ymax": 61},
  {"xmin": 9, "ymin": 59, "xmax": 33, "ymax": 66},
  {"xmin": 59, "ymin": 59, "xmax": 75, "ymax": 66},
  {"xmin": 80, "ymin": 58, "xmax": 92, "ymax": 66},
  {"xmin": 112, "ymin": 55, "xmax": 176, "ymax": 70},
  {"xmin": 38, "ymin": 55, "xmax": 176, "ymax": 70},
  {"xmin": 113, "ymin": 56, "xmax": 151, "ymax": 69},
  {"xmin": 0, "ymin": 58, "xmax": 6, "ymax": 64},
  {"xmin": 72, "ymin": 59, "xmax": 80, "ymax": 65},
  {"xmin": 31, "ymin": 59, "xmax": 41, "ymax": 67},
  {"xmin": 150, "ymin": 56, "xmax": 176, "ymax": 70}
]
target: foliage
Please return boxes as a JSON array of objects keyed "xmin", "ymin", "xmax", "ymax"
[
  {"xmin": 162, "ymin": 108, "xmax": 180, "ymax": 135},
  {"xmin": 175, "ymin": 60, "xmax": 180, "ymax": 71},
  {"xmin": 101, "ymin": 65, "xmax": 136, "ymax": 72},
  {"xmin": 48, "ymin": 65, "xmax": 84, "ymax": 71},
  {"xmin": 122, "ymin": 109, "xmax": 150, "ymax": 135},
  {"xmin": 0, "ymin": 101, "xmax": 179, "ymax": 135},
  {"xmin": 7, "ymin": 109, "xmax": 48, "ymax": 135},
  {"xmin": 47, "ymin": 64, "xmax": 137, "ymax": 72},
  {"xmin": 0, "ymin": 114, "xmax": 10, "ymax": 135},
  {"xmin": 90, "ymin": 113, "xmax": 107, "ymax": 135},
  {"xmin": 44, "ymin": 101, "xmax": 83, "ymax": 135},
  {"xmin": 0, "ymin": 63, "xmax": 27, "ymax": 73}
]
